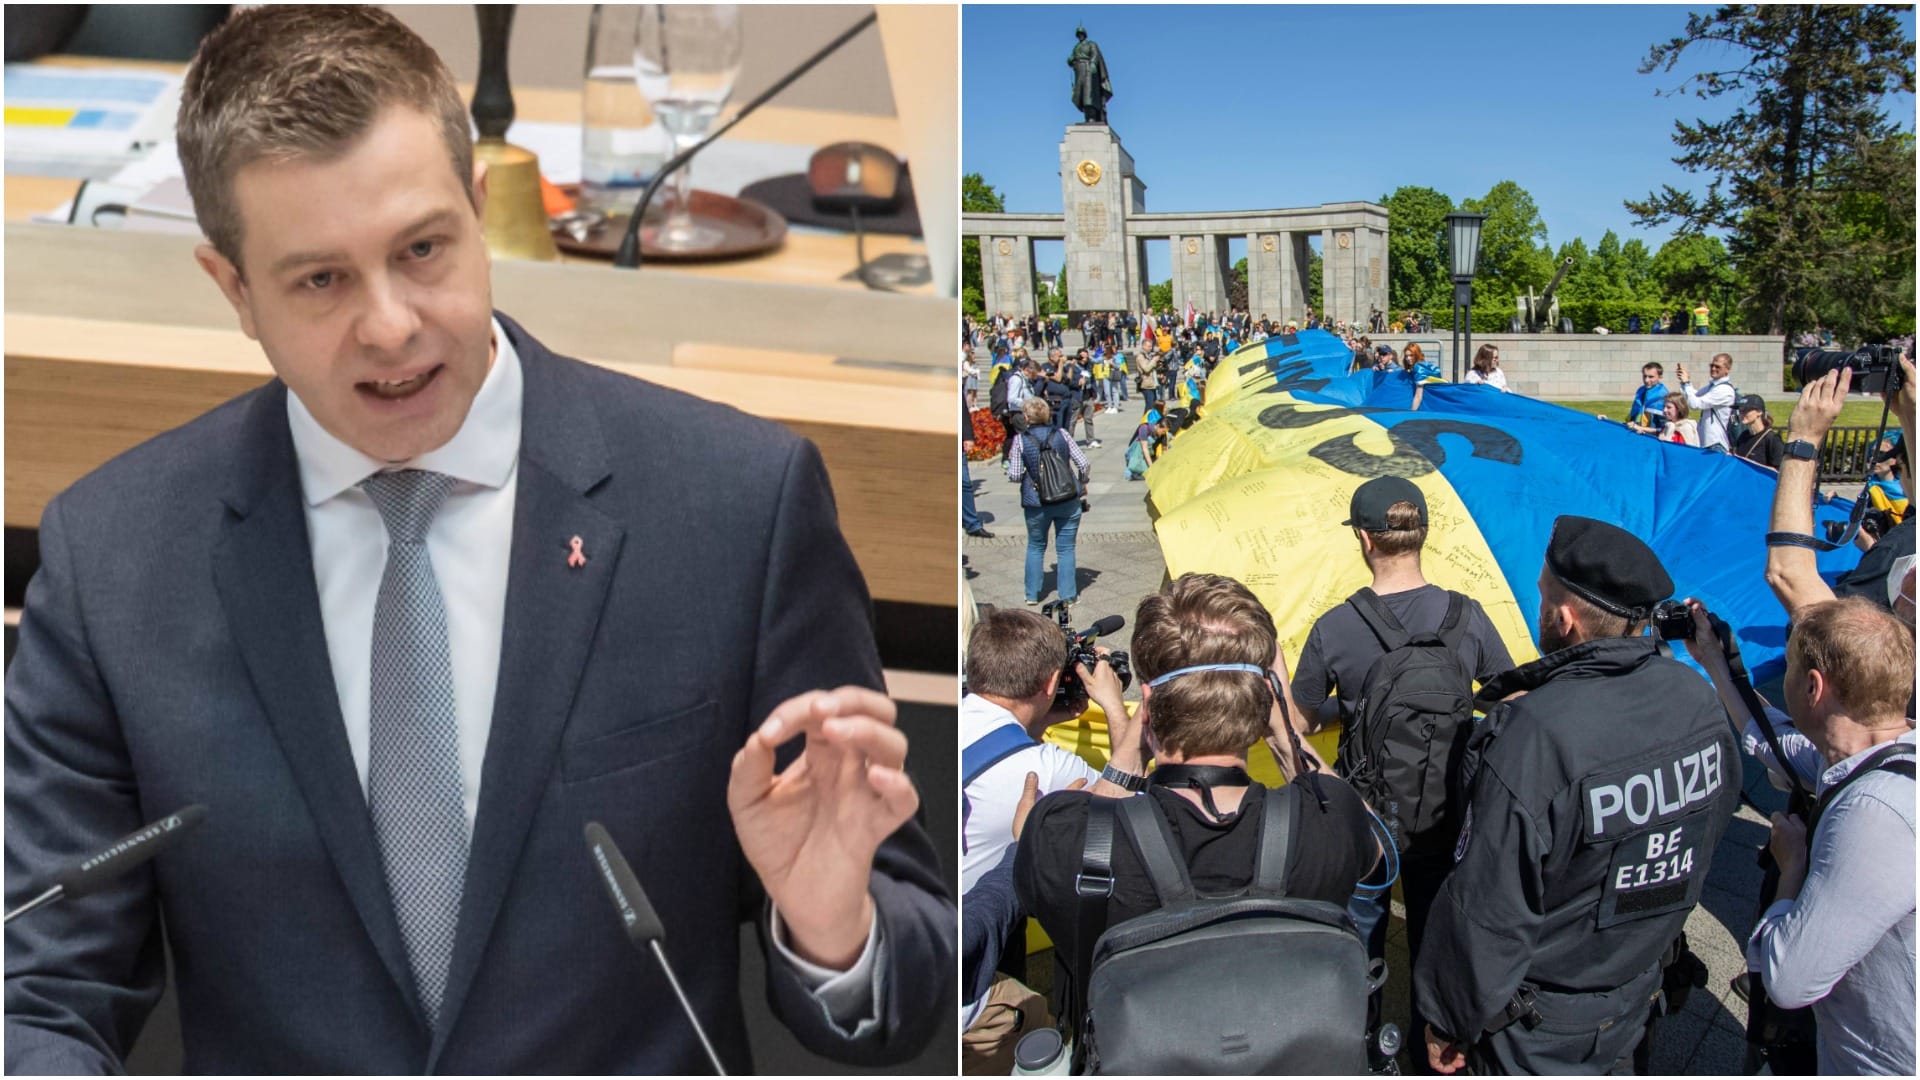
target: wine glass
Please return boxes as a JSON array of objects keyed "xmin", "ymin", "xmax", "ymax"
[{"xmin": 632, "ymin": 4, "xmax": 743, "ymax": 252}]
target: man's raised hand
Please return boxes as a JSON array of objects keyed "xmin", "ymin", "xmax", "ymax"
[{"xmin": 728, "ymin": 686, "xmax": 918, "ymax": 970}]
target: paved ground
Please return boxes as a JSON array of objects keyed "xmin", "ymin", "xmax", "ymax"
[{"xmin": 962, "ymin": 336, "xmax": 1760, "ymax": 1073}]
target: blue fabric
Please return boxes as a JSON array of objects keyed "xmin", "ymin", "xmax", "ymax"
[{"xmin": 1224, "ymin": 330, "xmax": 1864, "ymax": 683}]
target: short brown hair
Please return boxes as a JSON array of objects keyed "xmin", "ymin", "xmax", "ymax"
[
  {"xmin": 966, "ymin": 609, "xmax": 1066, "ymax": 700},
  {"xmin": 1473, "ymin": 343, "xmax": 1500, "ymax": 376},
  {"xmin": 1643, "ymin": 362, "xmax": 1664, "ymax": 376},
  {"xmin": 177, "ymin": 6, "xmax": 473, "ymax": 270},
  {"xmin": 1788, "ymin": 597, "xmax": 1915, "ymax": 722},
  {"xmin": 1541, "ymin": 573, "xmax": 1637, "ymax": 641},
  {"xmin": 1361, "ymin": 500, "xmax": 1428, "ymax": 558},
  {"xmin": 1131, "ymin": 574, "xmax": 1274, "ymax": 758}
]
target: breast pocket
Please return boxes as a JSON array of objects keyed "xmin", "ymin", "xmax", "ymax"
[{"xmin": 561, "ymin": 700, "xmax": 724, "ymax": 783}]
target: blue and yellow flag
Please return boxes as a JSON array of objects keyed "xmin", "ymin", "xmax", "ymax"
[{"xmin": 1147, "ymin": 329, "xmax": 1863, "ymax": 688}]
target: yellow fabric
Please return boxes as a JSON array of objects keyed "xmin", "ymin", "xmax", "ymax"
[
  {"xmin": 1868, "ymin": 485, "xmax": 1911, "ymax": 525},
  {"xmin": 1693, "ymin": 305, "xmax": 1710, "ymax": 328}
]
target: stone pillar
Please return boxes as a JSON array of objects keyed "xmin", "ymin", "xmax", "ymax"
[
  {"xmin": 1174, "ymin": 233, "xmax": 1225, "ymax": 317},
  {"xmin": 1124, "ymin": 234, "xmax": 1145, "ymax": 317},
  {"xmin": 1205, "ymin": 234, "xmax": 1229, "ymax": 315},
  {"xmin": 1360, "ymin": 227, "xmax": 1388, "ymax": 327},
  {"xmin": 1320, "ymin": 228, "xmax": 1335, "ymax": 322},
  {"xmin": 1326, "ymin": 226, "xmax": 1365, "ymax": 324},
  {"xmin": 1169, "ymin": 234, "xmax": 1187, "ymax": 316},
  {"xmin": 985, "ymin": 235, "xmax": 1037, "ymax": 317},
  {"xmin": 978, "ymin": 239, "xmax": 999, "ymax": 318},
  {"xmin": 1059, "ymin": 124, "xmax": 1143, "ymax": 312},
  {"xmin": 1247, "ymin": 232, "xmax": 1282, "ymax": 321}
]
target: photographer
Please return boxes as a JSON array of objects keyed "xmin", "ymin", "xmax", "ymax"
[
  {"xmin": 1768, "ymin": 356, "xmax": 1917, "ymax": 619},
  {"xmin": 1688, "ymin": 598, "xmax": 1915, "ymax": 1075},
  {"xmin": 961, "ymin": 609, "xmax": 1143, "ymax": 894},
  {"xmin": 1013, "ymin": 574, "xmax": 1375, "ymax": 1048},
  {"xmin": 959, "ymin": 609, "xmax": 1141, "ymax": 1073}
]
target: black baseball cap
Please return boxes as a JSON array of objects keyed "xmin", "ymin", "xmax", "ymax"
[
  {"xmin": 1734, "ymin": 394, "xmax": 1766, "ymax": 416},
  {"xmin": 1343, "ymin": 476, "xmax": 1428, "ymax": 531}
]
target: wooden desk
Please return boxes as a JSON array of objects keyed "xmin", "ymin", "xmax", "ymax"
[
  {"xmin": 5, "ymin": 66, "xmax": 957, "ymax": 607},
  {"xmin": 6, "ymin": 60, "xmax": 931, "ymax": 294}
]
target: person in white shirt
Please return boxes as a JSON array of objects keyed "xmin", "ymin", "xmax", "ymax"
[
  {"xmin": 961, "ymin": 608, "xmax": 1143, "ymax": 892},
  {"xmin": 1677, "ymin": 352, "xmax": 1738, "ymax": 451},
  {"xmin": 1463, "ymin": 343, "xmax": 1511, "ymax": 392}
]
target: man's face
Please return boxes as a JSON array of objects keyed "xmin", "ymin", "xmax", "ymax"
[
  {"xmin": 196, "ymin": 106, "xmax": 494, "ymax": 463},
  {"xmin": 1536, "ymin": 570, "xmax": 1575, "ymax": 655},
  {"xmin": 1643, "ymin": 369, "xmax": 1661, "ymax": 385},
  {"xmin": 1710, "ymin": 356, "xmax": 1730, "ymax": 380}
]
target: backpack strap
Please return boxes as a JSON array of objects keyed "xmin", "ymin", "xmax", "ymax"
[
  {"xmin": 1433, "ymin": 591, "xmax": 1471, "ymax": 651},
  {"xmin": 960, "ymin": 723, "xmax": 1038, "ymax": 854},
  {"xmin": 1809, "ymin": 743, "xmax": 1916, "ymax": 842},
  {"xmin": 1118, "ymin": 793, "xmax": 1197, "ymax": 905},
  {"xmin": 1251, "ymin": 784, "xmax": 1296, "ymax": 897},
  {"xmin": 1346, "ymin": 588, "xmax": 1412, "ymax": 652}
]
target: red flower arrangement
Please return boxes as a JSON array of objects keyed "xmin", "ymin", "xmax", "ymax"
[{"xmin": 966, "ymin": 408, "xmax": 1004, "ymax": 461}]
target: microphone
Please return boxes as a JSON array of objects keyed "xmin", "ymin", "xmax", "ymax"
[
  {"xmin": 5, "ymin": 805, "xmax": 209, "ymax": 924},
  {"xmin": 1075, "ymin": 615, "xmax": 1125, "ymax": 642},
  {"xmin": 613, "ymin": 11, "xmax": 878, "ymax": 270},
  {"xmin": 583, "ymin": 822, "xmax": 727, "ymax": 1076}
]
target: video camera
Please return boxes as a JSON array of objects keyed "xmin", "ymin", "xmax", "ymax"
[
  {"xmin": 1042, "ymin": 601, "xmax": 1132, "ymax": 709},
  {"xmin": 1791, "ymin": 344, "xmax": 1907, "ymax": 396}
]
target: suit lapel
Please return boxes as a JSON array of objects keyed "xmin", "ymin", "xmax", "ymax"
[
  {"xmin": 211, "ymin": 384, "xmax": 424, "ymax": 1023},
  {"xmin": 430, "ymin": 318, "xmax": 624, "ymax": 1061}
]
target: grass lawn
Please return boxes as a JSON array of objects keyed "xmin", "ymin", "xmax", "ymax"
[{"xmin": 1546, "ymin": 398, "xmax": 1896, "ymax": 429}]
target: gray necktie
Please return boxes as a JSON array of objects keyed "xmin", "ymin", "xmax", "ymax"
[{"xmin": 361, "ymin": 469, "xmax": 467, "ymax": 1027}]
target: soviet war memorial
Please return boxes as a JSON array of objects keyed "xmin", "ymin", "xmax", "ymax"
[{"xmin": 960, "ymin": 5, "xmax": 1915, "ymax": 1076}]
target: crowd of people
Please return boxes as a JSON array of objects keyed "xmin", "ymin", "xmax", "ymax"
[{"xmin": 961, "ymin": 307, "xmax": 1918, "ymax": 1073}]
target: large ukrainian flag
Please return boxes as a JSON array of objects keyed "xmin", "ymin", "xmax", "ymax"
[{"xmin": 1046, "ymin": 329, "xmax": 1862, "ymax": 787}]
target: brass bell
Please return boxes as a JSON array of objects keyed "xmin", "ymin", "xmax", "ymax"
[{"xmin": 472, "ymin": 6, "xmax": 558, "ymax": 261}]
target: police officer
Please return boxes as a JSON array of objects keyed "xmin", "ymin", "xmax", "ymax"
[{"xmin": 1414, "ymin": 517, "xmax": 1740, "ymax": 1074}]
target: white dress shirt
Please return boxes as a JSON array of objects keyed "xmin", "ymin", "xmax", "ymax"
[{"xmin": 286, "ymin": 319, "xmax": 878, "ymax": 1025}]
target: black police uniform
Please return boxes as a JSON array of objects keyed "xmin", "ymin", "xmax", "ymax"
[{"xmin": 1413, "ymin": 519, "xmax": 1742, "ymax": 1075}]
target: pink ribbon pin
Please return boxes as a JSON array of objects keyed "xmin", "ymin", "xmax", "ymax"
[{"xmin": 567, "ymin": 536, "xmax": 587, "ymax": 568}]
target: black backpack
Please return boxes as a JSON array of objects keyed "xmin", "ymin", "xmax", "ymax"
[
  {"xmin": 1027, "ymin": 425, "xmax": 1081, "ymax": 505},
  {"xmin": 988, "ymin": 370, "xmax": 1015, "ymax": 420},
  {"xmin": 1339, "ymin": 589, "xmax": 1477, "ymax": 860},
  {"xmin": 1069, "ymin": 789, "xmax": 1377, "ymax": 1074}
]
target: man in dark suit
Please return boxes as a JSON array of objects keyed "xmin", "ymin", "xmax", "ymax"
[{"xmin": 4, "ymin": 7, "xmax": 950, "ymax": 1073}]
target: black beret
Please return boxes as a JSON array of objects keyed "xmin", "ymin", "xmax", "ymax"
[{"xmin": 1545, "ymin": 516, "xmax": 1673, "ymax": 620}]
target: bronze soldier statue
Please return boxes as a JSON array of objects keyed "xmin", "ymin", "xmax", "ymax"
[{"xmin": 1068, "ymin": 25, "xmax": 1112, "ymax": 124}]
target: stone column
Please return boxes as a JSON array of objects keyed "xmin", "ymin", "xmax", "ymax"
[
  {"xmin": 1124, "ymin": 234, "xmax": 1145, "ymax": 316},
  {"xmin": 985, "ymin": 235, "xmax": 1037, "ymax": 317},
  {"xmin": 978, "ymin": 239, "xmax": 999, "ymax": 318},
  {"xmin": 1059, "ymin": 124, "xmax": 1142, "ymax": 312},
  {"xmin": 1169, "ymin": 234, "xmax": 1187, "ymax": 316},
  {"xmin": 1247, "ymin": 232, "xmax": 1281, "ymax": 321},
  {"xmin": 1203, "ymin": 234, "xmax": 1229, "ymax": 315}
]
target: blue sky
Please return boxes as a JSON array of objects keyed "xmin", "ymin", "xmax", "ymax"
[{"xmin": 963, "ymin": 5, "xmax": 1916, "ymax": 283}]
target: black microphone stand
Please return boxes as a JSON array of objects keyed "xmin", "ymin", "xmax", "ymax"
[{"xmin": 613, "ymin": 12, "xmax": 878, "ymax": 270}]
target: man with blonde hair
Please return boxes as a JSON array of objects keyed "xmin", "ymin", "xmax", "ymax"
[
  {"xmin": 1746, "ymin": 597, "xmax": 1915, "ymax": 1075},
  {"xmin": 3, "ymin": 7, "xmax": 948, "ymax": 1072}
]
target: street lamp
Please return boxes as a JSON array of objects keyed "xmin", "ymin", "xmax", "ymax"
[{"xmin": 1445, "ymin": 211, "xmax": 1487, "ymax": 382}]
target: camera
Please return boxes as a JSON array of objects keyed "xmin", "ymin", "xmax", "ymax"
[
  {"xmin": 1824, "ymin": 508, "xmax": 1896, "ymax": 544},
  {"xmin": 1652, "ymin": 599, "xmax": 1694, "ymax": 642},
  {"xmin": 1043, "ymin": 602, "xmax": 1132, "ymax": 709},
  {"xmin": 1791, "ymin": 344, "xmax": 1907, "ymax": 396}
]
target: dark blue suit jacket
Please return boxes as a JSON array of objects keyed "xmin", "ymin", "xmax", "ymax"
[{"xmin": 4, "ymin": 315, "xmax": 952, "ymax": 1073}]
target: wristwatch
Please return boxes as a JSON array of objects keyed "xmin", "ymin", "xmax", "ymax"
[
  {"xmin": 1784, "ymin": 438, "xmax": 1820, "ymax": 461},
  {"xmin": 1100, "ymin": 763, "xmax": 1149, "ymax": 792}
]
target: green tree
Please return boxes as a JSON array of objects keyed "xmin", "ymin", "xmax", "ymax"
[
  {"xmin": 1306, "ymin": 248, "xmax": 1323, "ymax": 314},
  {"xmin": 1459, "ymin": 181, "xmax": 1555, "ymax": 308},
  {"xmin": 961, "ymin": 172, "xmax": 1005, "ymax": 320},
  {"xmin": 1381, "ymin": 185, "xmax": 1455, "ymax": 315},
  {"xmin": 1647, "ymin": 233, "xmax": 1739, "ymax": 318},
  {"xmin": 1147, "ymin": 279, "xmax": 1173, "ymax": 312},
  {"xmin": 1039, "ymin": 261, "xmax": 1069, "ymax": 316},
  {"xmin": 1628, "ymin": 5, "xmax": 1915, "ymax": 345},
  {"xmin": 1229, "ymin": 257, "xmax": 1249, "ymax": 311}
]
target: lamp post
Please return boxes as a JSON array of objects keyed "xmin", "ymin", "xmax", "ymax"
[{"xmin": 1445, "ymin": 212, "xmax": 1487, "ymax": 382}]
